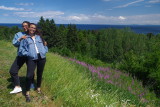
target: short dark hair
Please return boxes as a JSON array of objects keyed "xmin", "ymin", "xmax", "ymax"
[
  {"xmin": 29, "ymin": 23, "xmax": 36, "ymax": 27},
  {"xmin": 22, "ymin": 21, "xmax": 30, "ymax": 25}
]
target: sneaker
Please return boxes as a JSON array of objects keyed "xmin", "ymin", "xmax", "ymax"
[
  {"xmin": 37, "ymin": 90, "xmax": 41, "ymax": 94},
  {"xmin": 30, "ymin": 83, "xmax": 35, "ymax": 90},
  {"xmin": 10, "ymin": 87, "xmax": 22, "ymax": 94}
]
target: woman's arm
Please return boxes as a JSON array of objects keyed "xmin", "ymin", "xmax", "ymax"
[
  {"xmin": 12, "ymin": 33, "xmax": 21, "ymax": 47},
  {"xmin": 12, "ymin": 33, "xmax": 26, "ymax": 47},
  {"xmin": 44, "ymin": 46, "xmax": 48, "ymax": 53},
  {"xmin": 19, "ymin": 39, "xmax": 29, "ymax": 56}
]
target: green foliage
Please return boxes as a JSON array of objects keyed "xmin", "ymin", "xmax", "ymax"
[
  {"xmin": 143, "ymin": 51, "xmax": 160, "ymax": 93},
  {"xmin": 50, "ymin": 47, "xmax": 72, "ymax": 56},
  {"xmin": 0, "ymin": 26, "xmax": 20, "ymax": 41},
  {"xmin": 37, "ymin": 17, "xmax": 58, "ymax": 47},
  {"xmin": 119, "ymin": 53, "xmax": 160, "ymax": 95},
  {"xmin": 66, "ymin": 24, "xmax": 79, "ymax": 52}
]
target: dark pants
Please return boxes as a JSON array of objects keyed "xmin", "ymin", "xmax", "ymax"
[
  {"xmin": 26, "ymin": 54, "xmax": 46, "ymax": 91},
  {"xmin": 9, "ymin": 56, "xmax": 35, "ymax": 87},
  {"xmin": 9, "ymin": 56, "xmax": 27, "ymax": 86}
]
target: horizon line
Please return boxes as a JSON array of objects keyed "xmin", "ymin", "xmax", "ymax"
[{"xmin": 0, "ymin": 23, "xmax": 160, "ymax": 26}]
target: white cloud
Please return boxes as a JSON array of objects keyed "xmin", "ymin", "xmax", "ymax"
[
  {"xmin": 13, "ymin": 10, "xmax": 160, "ymax": 25},
  {"xmin": 148, "ymin": 0, "xmax": 160, "ymax": 3},
  {"xmin": 14, "ymin": 11, "xmax": 64, "ymax": 18},
  {"xmin": 67, "ymin": 16, "xmax": 81, "ymax": 21},
  {"xmin": 118, "ymin": 16, "xmax": 126, "ymax": 20},
  {"xmin": 115, "ymin": 0, "xmax": 144, "ymax": 8},
  {"xmin": 62, "ymin": 14, "xmax": 160, "ymax": 25},
  {"xmin": 88, "ymin": 14, "xmax": 127, "ymax": 24},
  {"xmin": 15, "ymin": 3, "xmax": 34, "ymax": 6},
  {"xmin": 91, "ymin": 14, "xmax": 124, "ymax": 21},
  {"xmin": 92, "ymin": 14, "xmax": 109, "ymax": 20},
  {"xmin": 0, "ymin": 5, "xmax": 25, "ymax": 11},
  {"xmin": 65, "ymin": 14, "xmax": 89, "ymax": 21},
  {"xmin": 62, "ymin": 14, "xmax": 127, "ymax": 24}
]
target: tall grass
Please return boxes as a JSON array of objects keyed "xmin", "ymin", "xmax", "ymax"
[
  {"xmin": 44, "ymin": 53, "xmax": 120, "ymax": 106},
  {"xmin": 67, "ymin": 58, "xmax": 159, "ymax": 106},
  {"xmin": 43, "ymin": 53, "xmax": 158, "ymax": 106},
  {"xmin": 0, "ymin": 40, "xmax": 55, "ymax": 107},
  {"xmin": 0, "ymin": 40, "xmax": 159, "ymax": 107}
]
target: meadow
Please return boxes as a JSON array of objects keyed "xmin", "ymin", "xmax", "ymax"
[{"xmin": 0, "ymin": 40, "xmax": 159, "ymax": 107}]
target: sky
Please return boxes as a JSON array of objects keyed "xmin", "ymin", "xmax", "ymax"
[{"xmin": 0, "ymin": 0, "xmax": 160, "ymax": 25}]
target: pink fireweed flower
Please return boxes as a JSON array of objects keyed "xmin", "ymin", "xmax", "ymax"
[
  {"xmin": 107, "ymin": 80, "xmax": 113, "ymax": 84},
  {"xmin": 67, "ymin": 57, "xmax": 150, "ymax": 101},
  {"xmin": 97, "ymin": 71, "xmax": 104, "ymax": 79},
  {"xmin": 104, "ymin": 74, "xmax": 110, "ymax": 79},
  {"xmin": 80, "ymin": 62, "xmax": 88, "ymax": 67},
  {"xmin": 92, "ymin": 69, "xmax": 98, "ymax": 73},
  {"xmin": 98, "ymin": 74, "xmax": 103, "ymax": 79},
  {"xmin": 76, "ymin": 60, "xmax": 81, "ymax": 64},
  {"xmin": 69, "ymin": 58, "xmax": 76, "ymax": 61},
  {"xmin": 97, "ymin": 67, "xmax": 108, "ymax": 72},
  {"xmin": 88, "ymin": 65, "xmax": 97, "ymax": 73}
]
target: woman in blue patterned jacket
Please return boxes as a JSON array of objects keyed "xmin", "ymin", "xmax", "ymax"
[
  {"xmin": 20, "ymin": 23, "xmax": 48, "ymax": 102},
  {"xmin": 9, "ymin": 21, "xmax": 31, "ymax": 94}
]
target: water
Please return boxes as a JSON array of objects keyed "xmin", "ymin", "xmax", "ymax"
[
  {"xmin": 75, "ymin": 24, "xmax": 160, "ymax": 35},
  {"xmin": 0, "ymin": 23, "xmax": 159, "ymax": 35}
]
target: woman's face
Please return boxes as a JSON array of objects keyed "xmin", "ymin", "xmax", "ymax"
[
  {"xmin": 29, "ymin": 24, "xmax": 36, "ymax": 34},
  {"xmin": 22, "ymin": 23, "xmax": 29, "ymax": 32}
]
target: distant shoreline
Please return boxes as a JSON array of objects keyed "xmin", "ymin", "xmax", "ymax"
[
  {"xmin": 0, "ymin": 23, "xmax": 160, "ymax": 35},
  {"xmin": 0, "ymin": 23, "xmax": 160, "ymax": 26}
]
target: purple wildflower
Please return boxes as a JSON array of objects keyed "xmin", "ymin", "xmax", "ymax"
[
  {"xmin": 104, "ymin": 74, "xmax": 110, "ymax": 79},
  {"xmin": 107, "ymin": 80, "xmax": 113, "ymax": 84}
]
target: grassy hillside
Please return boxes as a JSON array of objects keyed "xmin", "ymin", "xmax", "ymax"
[
  {"xmin": 0, "ymin": 40, "xmax": 56, "ymax": 107},
  {"xmin": 0, "ymin": 40, "xmax": 159, "ymax": 107}
]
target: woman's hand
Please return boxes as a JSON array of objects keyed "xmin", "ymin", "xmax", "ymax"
[
  {"xmin": 19, "ymin": 35, "xmax": 27, "ymax": 41},
  {"xmin": 44, "ymin": 41, "xmax": 47, "ymax": 46}
]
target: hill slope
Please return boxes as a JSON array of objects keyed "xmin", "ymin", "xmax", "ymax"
[{"xmin": 0, "ymin": 40, "xmax": 158, "ymax": 107}]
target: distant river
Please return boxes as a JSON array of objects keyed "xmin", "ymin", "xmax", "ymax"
[{"xmin": 0, "ymin": 23, "xmax": 159, "ymax": 35}]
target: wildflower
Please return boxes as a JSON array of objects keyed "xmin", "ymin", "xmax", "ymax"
[
  {"xmin": 107, "ymin": 80, "xmax": 113, "ymax": 84},
  {"xmin": 104, "ymin": 74, "xmax": 110, "ymax": 79}
]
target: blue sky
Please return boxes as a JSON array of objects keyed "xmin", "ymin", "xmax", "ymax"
[{"xmin": 0, "ymin": 0, "xmax": 160, "ymax": 25}]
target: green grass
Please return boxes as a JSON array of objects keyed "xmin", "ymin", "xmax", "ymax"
[
  {"xmin": 0, "ymin": 40, "xmax": 159, "ymax": 107},
  {"xmin": 0, "ymin": 40, "xmax": 55, "ymax": 107}
]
